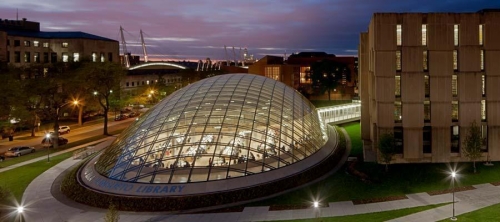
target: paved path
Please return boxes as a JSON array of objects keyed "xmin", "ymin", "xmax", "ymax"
[{"xmin": 14, "ymin": 131, "xmax": 500, "ymax": 221}]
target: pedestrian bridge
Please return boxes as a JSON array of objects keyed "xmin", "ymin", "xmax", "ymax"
[{"xmin": 317, "ymin": 100, "xmax": 361, "ymax": 125}]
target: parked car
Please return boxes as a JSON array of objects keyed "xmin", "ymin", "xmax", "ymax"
[
  {"xmin": 115, "ymin": 114, "xmax": 128, "ymax": 121},
  {"xmin": 128, "ymin": 112, "xmax": 139, "ymax": 117},
  {"xmin": 41, "ymin": 136, "xmax": 69, "ymax": 147},
  {"xmin": 4, "ymin": 146, "xmax": 35, "ymax": 157},
  {"xmin": 58, "ymin": 126, "xmax": 70, "ymax": 134}
]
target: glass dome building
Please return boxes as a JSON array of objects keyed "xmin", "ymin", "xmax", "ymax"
[{"xmin": 79, "ymin": 74, "xmax": 341, "ymax": 209}]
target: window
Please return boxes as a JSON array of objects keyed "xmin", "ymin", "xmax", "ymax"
[
  {"xmin": 481, "ymin": 100, "xmax": 486, "ymax": 121},
  {"xmin": 14, "ymin": 40, "xmax": 20, "ymax": 47},
  {"xmin": 422, "ymin": 24, "xmax": 427, "ymax": 46},
  {"xmin": 423, "ymin": 50, "xmax": 428, "ymax": 71},
  {"xmin": 43, "ymin": 42, "xmax": 49, "ymax": 48},
  {"xmin": 423, "ymin": 126, "xmax": 432, "ymax": 153},
  {"xmin": 394, "ymin": 127, "xmax": 403, "ymax": 153},
  {"xmin": 424, "ymin": 75, "xmax": 430, "ymax": 97},
  {"xmin": 126, "ymin": 82, "xmax": 129, "ymax": 87},
  {"xmin": 481, "ymin": 125, "xmax": 488, "ymax": 151},
  {"xmin": 33, "ymin": 41, "xmax": 39, "ymax": 47},
  {"xmin": 62, "ymin": 42, "xmax": 69, "ymax": 48},
  {"xmin": 482, "ymin": 75, "xmax": 485, "ymax": 96},
  {"xmin": 396, "ymin": 24, "xmax": 402, "ymax": 46},
  {"xmin": 395, "ymin": 101, "xmax": 402, "ymax": 123},
  {"xmin": 34, "ymin": 52, "xmax": 40, "ymax": 63},
  {"xmin": 452, "ymin": 101, "xmax": 459, "ymax": 122},
  {"xmin": 14, "ymin": 51, "xmax": 20, "ymax": 63},
  {"xmin": 100, "ymin": 53, "xmax": 105, "ymax": 62},
  {"xmin": 92, "ymin": 52, "xmax": 97, "ymax": 62},
  {"xmin": 108, "ymin": 52, "xmax": 113, "ymax": 62},
  {"xmin": 51, "ymin": 52, "xmax": 57, "ymax": 63},
  {"xmin": 396, "ymin": 51, "xmax": 402, "ymax": 71},
  {"xmin": 73, "ymin": 53, "xmax": 80, "ymax": 62},
  {"xmin": 24, "ymin": 52, "xmax": 31, "ymax": 63},
  {"xmin": 24, "ymin": 41, "xmax": 30, "ymax": 47},
  {"xmin": 480, "ymin": 50, "xmax": 484, "ymax": 71},
  {"xmin": 424, "ymin": 101, "xmax": 431, "ymax": 122},
  {"xmin": 451, "ymin": 125, "xmax": 460, "ymax": 153},
  {"xmin": 452, "ymin": 75, "xmax": 458, "ymax": 97},
  {"xmin": 395, "ymin": 75, "xmax": 401, "ymax": 97},
  {"xmin": 299, "ymin": 67, "xmax": 312, "ymax": 84},
  {"xmin": 132, "ymin": 82, "xmax": 135, "ymax": 87},
  {"xmin": 62, "ymin": 53, "xmax": 69, "ymax": 62},
  {"xmin": 265, "ymin": 66, "xmax": 280, "ymax": 80},
  {"xmin": 6, "ymin": 51, "xmax": 9, "ymax": 63},
  {"xmin": 43, "ymin": 52, "xmax": 49, "ymax": 63},
  {"xmin": 453, "ymin": 50, "xmax": 458, "ymax": 71},
  {"xmin": 479, "ymin": 24, "xmax": 484, "ymax": 45},
  {"xmin": 454, "ymin": 24, "xmax": 459, "ymax": 46}
]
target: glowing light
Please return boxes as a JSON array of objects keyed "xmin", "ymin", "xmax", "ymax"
[
  {"xmin": 129, "ymin": 62, "xmax": 187, "ymax": 70},
  {"xmin": 313, "ymin": 201, "xmax": 319, "ymax": 208},
  {"xmin": 17, "ymin": 206, "xmax": 24, "ymax": 213},
  {"xmin": 451, "ymin": 171, "xmax": 456, "ymax": 178}
]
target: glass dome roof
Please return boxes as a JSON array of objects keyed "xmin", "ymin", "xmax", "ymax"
[{"xmin": 96, "ymin": 74, "xmax": 327, "ymax": 184}]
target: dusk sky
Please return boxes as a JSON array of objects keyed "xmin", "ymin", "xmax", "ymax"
[{"xmin": 1, "ymin": 0, "xmax": 499, "ymax": 61}]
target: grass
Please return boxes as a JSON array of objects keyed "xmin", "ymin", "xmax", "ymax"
[
  {"xmin": 275, "ymin": 203, "xmax": 449, "ymax": 222},
  {"xmin": 310, "ymin": 100, "xmax": 352, "ymax": 108},
  {"xmin": 0, "ymin": 129, "xmax": 123, "ymax": 169},
  {"xmin": 251, "ymin": 122, "xmax": 500, "ymax": 206},
  {"xmin": 338, "ymin": 122, "xmax": 362, "ymax": 159},
  {"xmin": 438, "ymin": 202, "xmax": 500, "ymax": 222}
]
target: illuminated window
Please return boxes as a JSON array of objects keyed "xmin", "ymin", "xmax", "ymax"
[
  {"xmin": 452, "ymin": 101, "xmax": 459, "ymax": 122},
  {"xmin": 422, "ymin": 24, "xmax": 427, "ymax": 46},
  {"xmin": 452, "ymin": 75, "xmax": 458, "ymax": 97},
  {"xmin": 33, "ymin": 41, "xmax": 39, "ymax": 47},
  {"xmin": 24, "ymin": 41, "xmax": 30, "ymax": 47},
  {"xmin": 424, "ymin": 101, "xmax": 430, "ymax": 122},
  {"xmin": 34, "ymin": 52, "xmax": 40, "ymax": 63},
  {"xmin": 453, "ymin": 50, "xmax": 458, "ymax": 71},
  {"xmin": 481, "ymin": 100, "xmax": 486, "ymax": 121},
  {"xmin": 62, "ymin": 52, "xmax": 69, "ymax": 62},
  {"xmin": 424, "ymin": 75, "xmax": 430, "ymax": 97},
  {"xmin": 482, "ymin": 75, "xmax": 485, "ymax": 96},
  {"xmin": 24, "ymin": 52, "xmax": 30, "ymax": 63},
  {"xmin": 62, "ymin": 42, "xmax": 69, "ymax": 48},
  {"xmin": 299, "ymin": 67, "xmax": 312, "ymax": 84},
  {"xmin": 396, "ymin": 51, "xmax": 401, "ymax": 71},
  {"xmin": 265, "ymin": 66, "xmax": 280, "ymax": 80},
  {"xmin": 451, "ymin": 125, "xmax": 459, "ymax": 152},
  {"xmin": 395, "ymin": 75, "xmax": 401, "ymax": 97},
  {"xmin": 423, "ymin": 50, "xmax": 428, "ymax": 71},
  {"xmin": 73, "ymin": 53, "xmax": 80, "ymax": 62},
  {"xmin": 395, "ymin": 101, "xmax": 402, "ymax": 123},
  {"xmin": 92, "ymin": 52, "xmax": 97, "ymax": 62},
  {"xmin": 479, "ymin": 24, "xmax": 484, "ymax": 45},
  {"xmin": 43, "ymin": 42, "xmax": 49, "ymax": 48},
  {"xmin": 480, "ymin": 50, "xmax": 484, "ymax": 71},
  {"xmin": 396, "ymin": 24, "xmax": 402, "ymax": 46},
  {"xmin": 454, "ymin": 24, "xmax": 459, "ymax": 46},
  {"xmin": 100, "ymin": 53, "xmax": 105, "ymax": 62}
]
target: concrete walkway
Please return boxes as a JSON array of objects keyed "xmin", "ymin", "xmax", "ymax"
[{"xmin": 11, "ymin": 131, "xmax": 500, "ymax": 221}]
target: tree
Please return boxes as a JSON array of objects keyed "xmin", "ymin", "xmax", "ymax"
[
  {"xmin": 104, "ymin": 203, "xmax": 120, "ymax": 222},
  {"xmin": 76, "ymin": 62, "xmax": 126, "ymax": 135},
  {"xmin": 310, "ymin": 59, "xmax": 350, "ymax": 100},
  {"xmin": 462, "ymin": 120, "xmax": 483, "ymax": 173},
  {"xmin": 378, "ymin": 133, "xmax": 396, "ymax": 172}
]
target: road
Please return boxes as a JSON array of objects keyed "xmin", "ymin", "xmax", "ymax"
[{"xmin": 0, "ymin": 117, "xmax": 135, "ymax": 156}]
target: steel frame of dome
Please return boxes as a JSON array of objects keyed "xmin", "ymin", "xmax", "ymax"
[{"xmin": 80, "ymin": 73, "xmax": 334, "ymax": 197}]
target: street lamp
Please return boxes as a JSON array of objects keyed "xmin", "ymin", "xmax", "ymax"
[
  {"xmin": 450, "ymin": 171, "xmax": 457, "ymax": 221},
  {"xmin": 45, "ymin": 133, "xmax": 51, "ymax": 162},
  {"xmin": 17, "ymin": 206, "xmax": 24, "ymax": 222},
  {"xmin": 51, "ymin": 100, "xmax": 79, "ymax": 153}
]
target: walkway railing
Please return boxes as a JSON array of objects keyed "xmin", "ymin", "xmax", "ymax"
[{"xmin": 317, "ymin": 100, "xmax": 361, "ymax": 124}]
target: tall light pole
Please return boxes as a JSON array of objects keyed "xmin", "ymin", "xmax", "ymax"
[
  {"xmin": 451, "ymin": 171, "xmax": 457, "ymax": 221},
  {"xmin": 51, "ymin": 100, "xmax": 79, "ymax": 151}
]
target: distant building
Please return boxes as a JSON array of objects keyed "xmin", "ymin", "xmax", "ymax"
[
  {"xmin": 0, "ymin": 18, "xmax": 119, "ymax": 69},
  {"xmin": 248, "ymin": 52, "xmax": 358, "ymax": 99},
  {"xmin": 359, "ymin": 10, "xmax": 500, "ymax": 163}
]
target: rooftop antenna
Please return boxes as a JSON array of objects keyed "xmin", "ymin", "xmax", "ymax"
[
  {"xmin": 120, "ymin": 26, "xmax": 130, "ymax": 68},
  {"xmin": 140, "ymin": 29, "xmax": 149, "ymax": 63}
]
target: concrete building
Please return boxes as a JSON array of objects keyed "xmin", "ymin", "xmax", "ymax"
[
  {"xmin": 359, "ymin": 10, "xmax": 500, "ymax": 163},
  {"xmin": 0, "ymin": 18, "xmax": 119, "ymax": 69}
]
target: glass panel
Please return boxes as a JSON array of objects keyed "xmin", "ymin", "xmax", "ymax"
[
  {"xmin": 424, "ymin": 75, "xmax": 430, "ymax": 97},
  {"xmin": 396, "ymin": 51, "xmax": 402, "ymax": 71},
  {"xmin": 481, "ymin": 100, "xmax": 486, "ymax": 121},
  {"xmin": 396, "ymin": 24, "xmax": 402, "ymax": 46},
  {"xmin": 423, "ymin": 50, "xmax": 428, "ymax": 71},
  {"xmin": 480, "ymin": 50, "xmax": 484, "ymax": 71},
  {"xmin": 454, "ymin": 24, "xmax": 459, "ymax": 46},
  {"xmin": 482, "ymin": 75, "xmax": 485, "ymax": 96},
  {"xmin": 452, "ymin": 101, "xmax": 459, "ymax": 122},
  {"xmin": 452, "ymin": 75, "xmax": 458, "ymax": 97},
  {"xmin": 451, "ymin": 126, "xmax": 459, "ymax": 153},
  {"xmin": 479, "ymin": 24, "xmax": 484, "ymax": 46},
  {"xmin": 422, "ymin": 24, "xmax": 427, "ymax": 46},
  {"xmin": 424, "ymin": 101, "xmax": 430, "ymax": 122},
  {"xmin": 453, "ymin": 50, "xmax": 458, "ymax": 71},
  {"xmin": 395, "ymin": 101, "xmax": 402, "ymax": 123},
  {"xmin": 395, "ymin": 75, "xmax": 401, "ymax": 97}
]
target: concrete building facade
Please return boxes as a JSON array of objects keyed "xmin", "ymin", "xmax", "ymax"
[
  {"xmin": 359, "ymin": 10, "xmax": 500, "ymax": 163},
  {"xmin": 0, "ymin": 18, "xmax": 119, "ymax": 68}
]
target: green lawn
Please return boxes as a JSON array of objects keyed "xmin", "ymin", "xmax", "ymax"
[
  {"xmin": 339, "ymin": 122, "xmax": 362, "ymax": 159},
  {"xmin": 275, "ymin": 203, "xmax": 449, "ymax": 222},
  {"xmin": 438, "ymin": 202, "xmax": 500, "ymax": 222}
]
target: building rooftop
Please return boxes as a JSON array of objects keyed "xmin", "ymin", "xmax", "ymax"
[{"xmin": 5, "ymin": 30, "xmax": 117, "ymax": 42}]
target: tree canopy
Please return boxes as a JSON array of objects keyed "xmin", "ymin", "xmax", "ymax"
[{"xmin": 310, "ymin": 59, "xmax": 350, "ymax": 100}]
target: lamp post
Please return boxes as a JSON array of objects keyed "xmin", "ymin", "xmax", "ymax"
[
  {"xmin": 45, "ymin": 133, "xmax": 51, "ymax": 162},
  {"xmin": 451, "ymin": 171, "xmax": 457, "ymax": 221},
  {"xmin": 313, "ymin": 201, "xmax": 319, "ymax": 219},
  {"xmin": 50, "ymin": 100, "xmax": 79, "ymax": 153}
]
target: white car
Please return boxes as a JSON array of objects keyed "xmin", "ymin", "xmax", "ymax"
[{"xmin": 58, "ymin": 126, "xmax": 70, "ymax": 134}]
